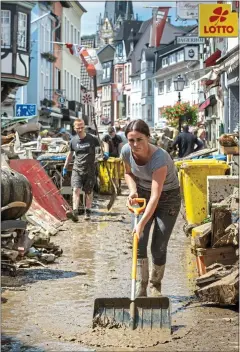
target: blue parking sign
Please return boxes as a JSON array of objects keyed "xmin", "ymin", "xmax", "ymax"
[{"xmin": 16, "ymin": 104, "xmax": 36, "ymax": 117}]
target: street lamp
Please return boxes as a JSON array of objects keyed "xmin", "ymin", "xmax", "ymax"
[{"xmin": 174, "ymin": 74, "xmax": 185, "ymax": 132}]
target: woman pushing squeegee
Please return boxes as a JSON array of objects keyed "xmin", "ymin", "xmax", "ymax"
[{"xmin": 93, "ymin": 119, "xmax": 180, "ymax": 330}]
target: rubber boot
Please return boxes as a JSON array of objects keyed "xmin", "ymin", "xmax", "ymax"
[
  {"xmin": 66, "ymin": 209, "xmax": 78, "ymax": 222},
  {"xmin": 136, "ymin": 258, "xmax": 149, "ymax": 297},
  {"xmin": 149, "ymin": 264, "xmax": 165, "ymax": 297}
]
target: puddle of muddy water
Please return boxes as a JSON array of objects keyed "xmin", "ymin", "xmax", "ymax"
[{"xmin": 1, "ymin": 335, "xmax": 95, "ymax": 352}]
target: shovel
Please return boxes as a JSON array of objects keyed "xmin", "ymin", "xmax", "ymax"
[{"xmin": 93, "ymin": 198, "xmax": 171, "ymax": 331}]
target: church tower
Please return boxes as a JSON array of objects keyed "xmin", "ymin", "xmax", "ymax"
[
  {"xmin": 104, "ymin": 1, "xmax": 134, "ymax": 25},
  {"xmin": 96, "ymin": 1, "xmax": 134, "ymax": 48}
]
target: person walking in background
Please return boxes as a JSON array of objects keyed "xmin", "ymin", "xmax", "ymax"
[
  {"xmin": 172, "ymin": 124, "xmax": 203, "ymax": 158},
  {"xmin": 62, "ymin": 118, "xmax": 99, "ymax": 221},
  {"xmin": 116, "ymin": 125, "xmax": 128, "ymax": 145},
  {"xmin": 102, "ymin": 126, "xmax": 123, "ymax": 159},
  {"xmin": 121, "ymin": 119, "xmax": 181, "ymax": 297},
  {"xmin": 197, "ymin": 123, "xmax": 207, "ymax": 148}
]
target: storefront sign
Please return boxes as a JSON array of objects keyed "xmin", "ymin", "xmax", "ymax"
[
  {"xmin": 184, "ymin": 46, "xmax": 199, "ymax": 61},
  {"xmin": 199, "ymin": 4, "xmax": 239, "ymax": 37},
  {"xmin": 177, "ymin": 36, "xmax": 205, "ymax": 44},
  {"xmin": 176, "ymin": 2, "xmax": 201, "ymax": 19}
]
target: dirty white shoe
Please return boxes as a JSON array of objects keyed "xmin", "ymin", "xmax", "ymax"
[
  {"xmin": 136, "ymin": 258, "xmax": 149, "ymax": 297},
  {"xmin": 150, "ymin": 264, "xmax": 165, "ymax": 297}
]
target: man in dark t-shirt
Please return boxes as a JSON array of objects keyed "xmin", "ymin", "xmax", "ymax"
[
  {"xmin": 172, "ymin": 124, "xmax": 203, "ymax": 158},
  {"xmin": 102, "ymin": 126, "xmax": 123, "ymax": 158},
  {"xmin": 62, "ymin": 119, "xmax": 99, "ymax": 221}
]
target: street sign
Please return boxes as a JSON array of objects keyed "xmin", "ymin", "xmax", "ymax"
[
  {"xmin": 16, "ymin": 104, "xmax": 36, "ymax": 117},
  {"xmin": 58, "ymin": 96, "xmax": 66, "ymax": 104},
  {"xmin": 177, "ymin": 36, "xmax": 205, "ymax": 44}
]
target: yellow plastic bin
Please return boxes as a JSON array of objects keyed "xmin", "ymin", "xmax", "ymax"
[
  {"xmin": 97, "ymin": 157, "xmax": 123, "ymax": 194},
  {"xmin": 180, "ymin": 160, "xmax": 229, "ymax": 225},
  {"xmin": 175, "ymin": 160, "xmax": 187, "ymax": 171},
  {"xmin": 118, "ymin": 158, "xmax": 125, "ymax": 179},
  {"xmin": 175, "ymin": 159, "xmax": 227, "ymax": 201}
]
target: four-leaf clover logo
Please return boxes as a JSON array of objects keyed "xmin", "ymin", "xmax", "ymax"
[{"xmin": 210, "ymin": 7, "xmax": 229, "ymax": 25}]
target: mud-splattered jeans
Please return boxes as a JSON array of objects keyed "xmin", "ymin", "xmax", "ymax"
[{"xmin": 133, "ymin": 187, "xmax": 181, "ymax": 266}]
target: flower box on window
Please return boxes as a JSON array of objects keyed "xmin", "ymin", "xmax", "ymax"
[
  {"xmin": 41, "ymin": 98, "xmax": 56, "ymax": 107},
  {"xmin": 162, "ymin": 102, "xmax": 198, "ymax": 128},
  {"xmin": 41, "ymin": 52, "xmax": 57, "ymax": 63}
]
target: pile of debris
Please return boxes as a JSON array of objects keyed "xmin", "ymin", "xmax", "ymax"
[
  {"xmin": 191, "ymin": 187, "xmax": 239, "ymax": 305},
  {"xmin": 1, "ymin": 159, "xmax": 67, "ymax": 277},
  {"xmin": 1, "ymin": 223, "xmax": 63, "ymax": 276},
  {"xmin": 1, "ymin": 120, "xmax": 71, "ymax": 161}
]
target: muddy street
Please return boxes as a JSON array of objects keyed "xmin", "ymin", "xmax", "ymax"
[{"xmin": 1, "ymin": 193, "xmax": 239, "ymax": 352}]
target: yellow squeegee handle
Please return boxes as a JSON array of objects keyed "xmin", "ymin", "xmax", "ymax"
[{"xmin": 127, "ymin": 198, "xmax": 146, "ymax": 216}]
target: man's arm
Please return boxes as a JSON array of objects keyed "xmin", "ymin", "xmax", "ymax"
[
  {"xmin": 63, "ymin": 151, "xmax": 74, "ymax": 169},
  {"xmin": 172, "ymin": 135, "xmax": 180, "ymax": 150},
  {"xmin": 62, "ymin": 150, "xmax": 74, "ymax": 176},
  {"xmin": 101, "ymin": 135, "xmax": 110, "ymax": 159},
  {"xmin": 101, "ymin": 135, "xmax": 109, "ymax": 153},
  {"xmin": 194, "ymin": 137, "xmax": 204, "ymax": 152}
]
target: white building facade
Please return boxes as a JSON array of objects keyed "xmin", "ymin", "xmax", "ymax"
[
  {"xmin": 62, "ymin": 3, "xmax": 85, "ymax": 105},
  {"xmin": 130, "ymin": 76, "xmax": 141, "ymax": 120},
  {"xmin": 154, "ymin": 46, "xmax": 198, "ymax": 126}
]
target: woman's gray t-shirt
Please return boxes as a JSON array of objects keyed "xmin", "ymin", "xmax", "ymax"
[{"xmin": 121, "ymin": 144, "xmax": 179, "ymax": 192}]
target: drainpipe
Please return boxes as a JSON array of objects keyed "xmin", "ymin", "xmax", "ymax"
[
  {"xmin": 221, "ymin": 71, "xmax": 229, "ymax": 133},
  {"xmin": 50, "ymin": 11, "xmax": 60, "ymax": 125}
]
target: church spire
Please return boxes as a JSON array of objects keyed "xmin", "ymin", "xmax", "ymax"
[
  {"xmin": 104, "ymin": 1, "xmax": 134, "ymax": 25},
  {"xmin": 126, "ymin": 1, "xmax": 134, "ymax": 20}
]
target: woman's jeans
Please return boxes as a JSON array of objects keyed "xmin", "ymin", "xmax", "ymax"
[{"xmin": 133, "ymin": 187, "xmax": 181, "ymax": 266}]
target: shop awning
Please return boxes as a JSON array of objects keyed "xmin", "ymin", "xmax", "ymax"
[
  {"xmin": 204, "ymin": 49, "xmax": 221, "ymax": 68},
  {"xmin": 199, "ymin": 98, "xmax": 210, "ymax": 110},
  {"xmin": 199, "ymin": 95, "xmax": 217, "ymax": 111},
  {"xmin": 218, "ymin": 50, "xmax": 239, "ymax": 74},
  {"xmin": 192, "ymin": 69, "xmax": 220, "ymax": 89}
]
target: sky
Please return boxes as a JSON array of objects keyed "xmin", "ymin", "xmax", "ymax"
[{"xmin": 80, "ymin": 1, "xmax": 197, "ymax": 36}]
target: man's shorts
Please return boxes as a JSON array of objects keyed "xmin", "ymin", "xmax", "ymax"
[{"xmin": 71, "ymin": 170, "xmax": 95, "ymax": 194}]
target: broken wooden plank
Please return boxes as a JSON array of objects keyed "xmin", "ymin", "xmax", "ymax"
[
  {"xmin": 231, "ymin": 187, "xmax": 239, "ymax": 223},
  {"xmin": 231, "ymin": 187, "xmax": 239, "ymax": 199},
  {"xmin": 16, "ymin": 258, "xmax": 46, "ymax": 268},
  {"xmin": 211, "ymin": 207, "xmax": 232, "ymax": 247},
  {"xmin": 175, "ymin": 148, "xmax": 218, "ymax": 161},
  {"xmin": 1, "ymin": 248, "xmax": 19, "ymax": 261},
  {"xmin": 26, "ymin": 197, "xmax": 63, "ymax": 235},
  {"xmin": 213, "ymin": 223, "xmax": 239, "ymax": 248},
  {"xmin": 195, "ymin": 268, "xmax": 239, "ymax": 305},
  {"xmin": 196, "ymin": 264, "xmax": 234, "ymax": 287},
  {"xmin": 195, "ymin": 246, "xmax": 238, "ymax": 276},
  {"xmin": 191, "ymin": 222, "xmax": 211, "ymax": 249}
]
